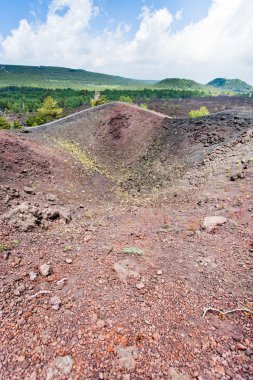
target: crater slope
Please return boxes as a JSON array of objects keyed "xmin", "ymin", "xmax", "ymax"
[{"xmin": 27, "ymin": 102, "xmax": 253, "ymax": 195}]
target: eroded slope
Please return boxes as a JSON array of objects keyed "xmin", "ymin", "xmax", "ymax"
[{"xmin": 27, "ymin": 103, "xmax": 253, "ymax": 195}]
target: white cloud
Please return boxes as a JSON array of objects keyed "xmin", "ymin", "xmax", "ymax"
[
  {"xmin": 175, "ymin": 9, "xmax": 183, "ymax": 21},
  {"xmin": 0, "ymin": 0, "xmax": 252, "ymax": 83}
]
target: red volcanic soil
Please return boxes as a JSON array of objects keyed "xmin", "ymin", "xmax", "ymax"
[
  {"xmin": 144, "ymin": 96, "xmax": 253, "ymax": 118},
  {"xmin": 0, "ymin": 103, "xmax": 253, "ymax": 380}
]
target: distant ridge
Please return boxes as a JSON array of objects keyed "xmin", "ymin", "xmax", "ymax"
[
  {"xmin": 0, "ymin": 64, "xmax": 156, "ymax": 89},
  {"xmin": 207, "ymin": 78, "xmax": 253, "ymax": 92},
  {"xmin": 155, "ymin": 78, "xmax": 206, "ymax": 91},
  {"xmin": 155, "ymin": 77, "xmax": 253, "ymax": 94}
]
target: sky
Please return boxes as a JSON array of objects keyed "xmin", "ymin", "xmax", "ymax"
[{"xmin": 0, "ymin": 0, "xmax": 252, "ymax": 83}]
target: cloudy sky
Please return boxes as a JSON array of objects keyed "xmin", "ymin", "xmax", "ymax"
[{"xmin": 0, "ymin": 0, "xmax": 252, "ymax": 83}]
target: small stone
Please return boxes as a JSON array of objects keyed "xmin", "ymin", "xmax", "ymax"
[
  {"xmin": 96, "ymin": 319, "xmax": 106, "ymax": 328},
  {"xmin": 29, "ymin": 371, "xmax": 37, "ymax": 380},
  {"xmin": 11, "ymin": 257, "xmax": 21, "ymax": 267},
  {"xmin": 24, "ymin": 187, "xmax": 35, "ymax": 195},
  {"xmin": 21, "ymin": 360, "xmax": 30, "ymax": 369},
  {"xmin": 101, "ymin": 245, "xmax": 114, "ymax": 255},
  {"xmin": 152, "ymin": 333, "xmax": 159, "ymax": 340},
  {"xmin": 46, "ymin": 355, "xmax": 73, "ymax": 379},
  {"xmin": 50, "ymin": 296, "xmax": 61, "ymax": 310},
  {"xmin": 157, "ymin": 270, "xmax": 163, "ymax": 275},
  {"xmin": 236, "ymin": 343, "xmax": 247, "ymax": 350},
  {"xmin": 17, "ymin": 355, "xmax": 26, "ymax": 362},
  {"xmin": 215, "ymin": 365, "xmax": 225, "ymax": 375},
  {"xmin": 2, "ymin": 251, "xmax": 10, "ymax": 260},
  {"xmin": 167, "ymin": 367, "xmax": 190, "ymax": 379},
  {"xmin": 57, "ymin": 278, "xmax": 67, "ymax": 288},
  {"xmin": 16, "ymin": 284, "xmax": 26, "ymax": 294},
  {"xmin": 65, "ymin": 258, "xmax": 72, "ymax": 264},
  {"xmin": 39, "ymin": 263, "xmax": 52, "ymax": 277},
  {"xmin": 29, "ymin": 271, "xmax": 37, "ymax": 281},
  {"xmin": 17, "ymin": 318, "xmax": 25, "ymax": 326},
  {"xmin": 99, "ymin": 373, "xmax": 104, "ymax": 379},
  {"xmin": 136, "ymin": 282, "xmax": 145, "ymax": 290},
  {"xmin": 115, "ymin": 345, "xmax": 138, "ymax": 370},
  {"xmin": 202, "ymin": 216, "xmax": 227, "ymax": 232},
  {"xmin": 123, "ymin": 375, "xmax": 131, "ymax": 380},
  {"xmin": 246, "ymin": 347, "xmax": 253, "ymax": 357},
  {"xmin": 84, "ymin": 234, "xmax": 93, "ymax": 242},
  {"xmin": 91, "ymin": 313, "xmax": 98, "ymax": 323},
  {"xmin": 47, "ymin": 194, "xmax": 58, "ymax": 202},
  {"xmin": 113, "ymin": 259, "xmax": 139, "ymax": 283},
  {"xmin": 232, "ymin": 334, "xmax": 241, "ymax": 342},
  {"xmin": 45, "ymin": 208, "xmax": 60, "ymax": 221}
]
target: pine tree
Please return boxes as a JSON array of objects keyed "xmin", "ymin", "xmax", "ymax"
[{"xmin": 37, "ymin": 96, "xmax": 63, "ymax": 119}]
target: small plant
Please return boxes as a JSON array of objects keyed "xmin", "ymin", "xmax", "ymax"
[
  {"xmin": 0, "ymin": 243, "xmax": 10, "ymax": 252},
  {"xmin": 90, "ymin": 95, "xmax": 108, "ymax": 107},
  {"xmin": 188, "ymin": 106, "xmax": 209, "ymax": 118},
  {"xmin": 63, "ymin": 245, "xmax": 74, "ymax": 252},
  {"xmin": 119, "ymin": 96, "xmax": 133, "ymax": 104},
  {"xmin": 121, "ymin": 247, "xmax": 144, "ymax": 255},
  {"xmin": 12, "ymin": 120, "xmax": 22, "ymax": 129},
  {"xmin": 0, "ymin": 116, "xmax": 11, "ymax": 129},
  {"xmin": 187, "ymin": 219, "xmax": 201, "ymax": 233},
  {"xmin": 139, "ymin": 103, "xmax": 148, "ymax": 110},
  {"xmin": 84, "ymin": 211, "xmax": 93, "ymax": 219}
]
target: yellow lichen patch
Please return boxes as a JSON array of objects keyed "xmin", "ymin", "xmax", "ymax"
[
  {"xmin": 55, "ymin": 138, "xmax": 113, "ymax": 178},
  {"xmin": 53, "ymin": 138, "xmax": 139, "ymax": 202}
]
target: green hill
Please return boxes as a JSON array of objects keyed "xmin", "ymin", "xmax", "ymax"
[
  {"xmin": 207, "ymin": 78, "xmax": 253, "ymax": 92},
  {"xmin": 155, "ymin": 78, "xmax": 207, "ymax": 91},
  {"xmin": 0, "ymin": 64, "xmax": 155, "ymax": 89}
]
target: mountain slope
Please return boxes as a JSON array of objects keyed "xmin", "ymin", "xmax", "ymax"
[
  {"xmin": 208, "ymin": 77, "xmax": 253, "ymax": 92},
  {"xmin": 0, "ymin": 64, "xmax": 155, "ymax": 89},
  {"xmin": 155, "ymin": 78, "xmax": 206, "ymax": 91}
]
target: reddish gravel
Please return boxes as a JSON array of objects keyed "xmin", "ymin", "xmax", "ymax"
[{"xmin": 0, "ymin": 103, "xmax": 253, "ymax": 380}]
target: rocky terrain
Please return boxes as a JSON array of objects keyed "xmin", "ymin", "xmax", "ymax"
[{"xmin": 0, "ymin": 101, "xmax": 253, "ymax": 380}]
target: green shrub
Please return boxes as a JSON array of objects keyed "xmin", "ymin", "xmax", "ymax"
[
  {"xmin": 188, "ymin": 106, "xmax": 209, "ymax": 118},
  {"xmin": 90, "ymin": 95, "xmax": 108, "ymax": 107},
  {"xmin": 0, "ymin": 116, "xmax": 11, "ymax": 129},
  {"xmin": 12, "ymin": 120, "xmax": 22, "ymax": 129},
  {"xmin": 119, "ymin": 95, "xmax": 133, "ymax": 104},
  {"xmin": 139, "ymin": 103, "xmax": 148, "ymax": 110},
  {"xmin": 26, "ymin": 115, "xmax": 46, "ymax": 127}
]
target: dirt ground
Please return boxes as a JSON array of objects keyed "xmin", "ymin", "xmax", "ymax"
[
  {"xmin": 0, "ymin": 98, "xmax": 253, "ymax": 380},
  {"xmin": 144, "ymin": 96, "xmax": 253, "ymax": 118}
]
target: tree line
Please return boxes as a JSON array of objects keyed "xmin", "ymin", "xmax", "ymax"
[{"xmin": 0, "ymin": 86, "xmax": 208, "ymax": 114}]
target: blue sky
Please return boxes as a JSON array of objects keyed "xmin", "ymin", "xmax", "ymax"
[
  {"xmin": 0, "ymin": 0, "xmax": 252, "ymax": 83},
  {"xmin": 1, "ymin": 0, "xmax": 212, "ymax": 37}
]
